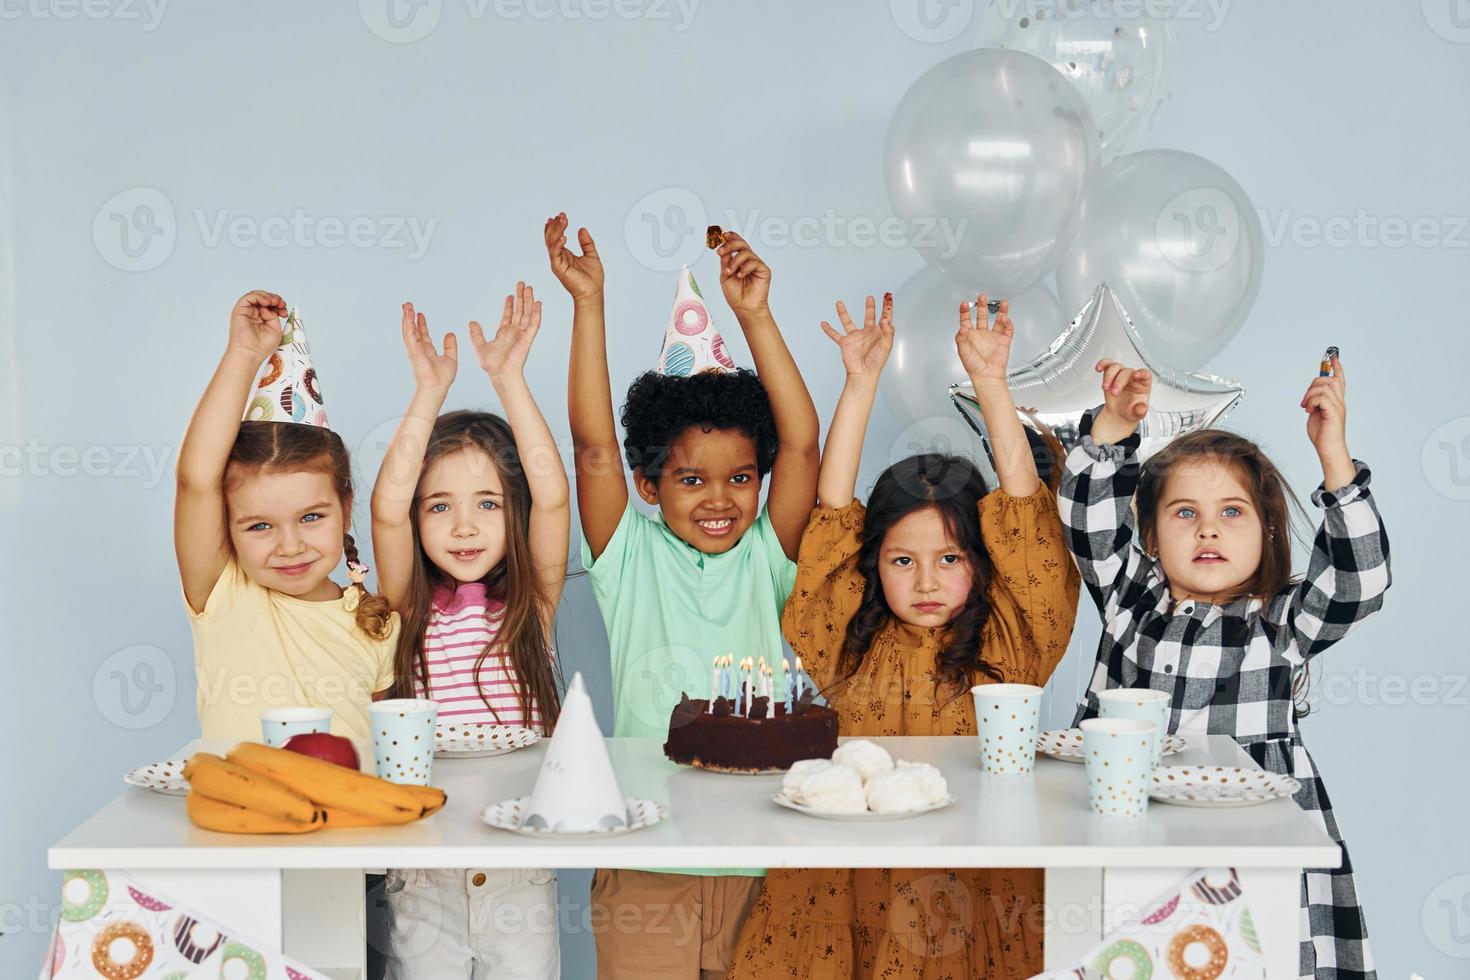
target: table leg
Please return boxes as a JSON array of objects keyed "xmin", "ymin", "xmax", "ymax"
[{"xmin": 1043, "ymin": 867, "xmax": 1104, "ymax": 968}]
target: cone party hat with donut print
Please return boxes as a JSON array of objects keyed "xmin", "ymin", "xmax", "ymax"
[
  {"xmin": 656, "ymin": 265, "xmax": 737, "ymax": 376},
  {"xmin": 244, "ymin": 308, "xmax": 329, "ymax": 427}
]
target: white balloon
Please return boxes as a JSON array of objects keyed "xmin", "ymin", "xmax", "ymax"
[
  {"xmin": 977, "ymin": 0, "xmax": 1178, "ymax": 162},
  {"xmin": 1057, "ymin": 149, "xmax": 1265, "ymax": 370},
  {"xmin": 884, "ymin": 49, "xmax": 1100, "ymax": 296}
]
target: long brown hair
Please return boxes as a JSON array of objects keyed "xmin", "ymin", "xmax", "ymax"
[
  {"xmin": 391, "ymin": 410, "xmax": 562, "ymax": 733},
  {"xmin": 1135, "ymin": 429, "xmax": 1314, "ymax": 716},
  {"xmin": 224, "ymin": 421, "xmax": 394, "ymax": 640},
  {"xmin": 839, "ymin": 453, "xmax": 1005, "ymax": 696}
]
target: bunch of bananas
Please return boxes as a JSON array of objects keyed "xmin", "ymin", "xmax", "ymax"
[{"xmin": 184, "ymin": 743, "xmax": 446, "ymax": 835}]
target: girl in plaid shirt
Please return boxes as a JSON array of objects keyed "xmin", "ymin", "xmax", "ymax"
[{"xmin": 1059, "ymin": 354, "xmax": 1390, "ymax": 980}]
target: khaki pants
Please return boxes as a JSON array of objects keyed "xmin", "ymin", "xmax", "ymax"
[{"xmin": 590, "ymin": 870, "xmax": 763, "ymax": 980}]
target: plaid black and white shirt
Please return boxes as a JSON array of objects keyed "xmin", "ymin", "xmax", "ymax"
[{"xmin": 1059, "ymin": 416, "xmax": 1391, "ymax": 980}]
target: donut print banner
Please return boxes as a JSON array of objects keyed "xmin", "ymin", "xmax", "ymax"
[
  {"xmin": 1028, "ymin": 868, "xmax": 1266, "ymax": 980},
  {"xmin": 244, "ymin": 308, "xmax": 330, "ymax": 428},
  {"xmin": 39, "ymin": 869, "xmax": 331, "ymax": 980},
  {"xmin": 655, "ymin": 265, "xmax": 737, "ymax": 377}
]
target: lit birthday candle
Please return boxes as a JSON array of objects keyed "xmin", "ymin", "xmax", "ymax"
[
  {"xmin": 710, "ymin": 657, "xmax": 719, "ymax": 712},
  {"xmin": 744, "ymin": 657, "xmax": 754, "ymax": 717},
  {"xmin": 783, "ymin": 657, "xmax": 794, "ymax": 713}
]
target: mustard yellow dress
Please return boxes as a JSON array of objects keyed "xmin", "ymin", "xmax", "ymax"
[{"xmin": 728, "ymin": 486, "xmax": 1080, "ymax": 980}]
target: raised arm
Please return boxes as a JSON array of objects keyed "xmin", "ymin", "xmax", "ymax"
[
  {"xmin": 370, "ymin": 302, "xmax": 457, "ymax": 611},
  {"xmin": 954, "ymin": 295, "xmax": 1038, "ymax": 498},
  {"xmin": 1276, "ymin": 353, "xmax": 1390, "ymax": 658},
  {"xmin": 547, "ymin": 212, "xmax": 626, "ymax": 559},
  {"xmin": 816, "ymin": 294, "xmax": 894, "ymax": 508},
  {"xmin": 717, "ymin": 231, "xmax": 820, "ymax": 557},
  {"xmin": 470, "ymin": 283, "xmax": 572, "ymax": 615},
  {"xmin": 1057, "ymin": 360, "xmax": 1155, "ymax": 616},
  {"xmin": 175, "ymin": 290, "xmax": 286, "ymax": 613}
]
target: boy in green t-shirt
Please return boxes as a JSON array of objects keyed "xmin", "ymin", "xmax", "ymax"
[{"xmin": 544, "ymin": 212, "xmax": 819, "ymax": 979}]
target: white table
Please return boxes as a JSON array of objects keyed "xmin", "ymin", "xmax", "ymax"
[{"xmin": 51, "ymin": 735, "xmax": 1336, "ymax": 977}]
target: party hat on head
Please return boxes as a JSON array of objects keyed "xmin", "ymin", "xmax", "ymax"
[
  {"xmin": 244, "ymin": 308, "xmax": 329, "ymax": 428},
  {"xmin": 521, "ymin": 673, "xmax": 628, "ymax": 832},
  {"xmin": 656, "ymin": 265, "xmax": 737, "ymax": 376}
]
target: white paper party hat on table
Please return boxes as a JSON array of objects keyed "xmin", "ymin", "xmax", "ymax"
[
  {"xmin": 521, "ymin": 673, "xmax": 628, "ymax": 832},
  {"xmin": 656, "ymin": 265, "xmax": 736, "ymax": 376},
  {"xmin": 244, "ymin": 308, "xmax": 329, "ymax": 427}
]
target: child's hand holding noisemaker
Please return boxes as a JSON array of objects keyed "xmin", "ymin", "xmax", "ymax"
[
  {"xmin": 716, "ymin": 231, "xmax": 771, "ymax": 318},
  {"xmin": 1300, "ymin": 350, "xmax": 1355, "ymax": 492}
]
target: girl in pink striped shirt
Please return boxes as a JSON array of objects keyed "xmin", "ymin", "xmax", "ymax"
[{"xmin": 371, "ymin": 283, "xmax": 568, "ymax": 980}]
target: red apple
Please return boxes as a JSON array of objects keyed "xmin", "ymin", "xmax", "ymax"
[{"xmin": 283, "ymin": 732, "xmax": 360, "ymax": 770}]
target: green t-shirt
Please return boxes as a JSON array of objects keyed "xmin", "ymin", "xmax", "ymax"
[{"xmin": 582, "ymin": 499, "xmax": 798, "ymax": 877}]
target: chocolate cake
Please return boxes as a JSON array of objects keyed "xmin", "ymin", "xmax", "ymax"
[{"xmin": 663, "ymin": 692, "xmax": 839, "ymax": 773}]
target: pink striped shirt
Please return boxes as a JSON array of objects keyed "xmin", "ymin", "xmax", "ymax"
[{"xmin": 417, "ymin": 582, "xmax": 541, "ymax": 730}]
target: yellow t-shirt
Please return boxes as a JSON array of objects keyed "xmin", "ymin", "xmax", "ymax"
[{"xmin": 187, "ymin": 558, "xmax": 399, "ymax": 744}]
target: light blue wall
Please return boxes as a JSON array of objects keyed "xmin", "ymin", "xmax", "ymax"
[{"xmin": 3, "ymin": 1, "xmax": 1466, "ymax": 975}]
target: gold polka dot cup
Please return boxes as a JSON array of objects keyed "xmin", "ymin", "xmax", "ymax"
[
  {"xmin": 369, "ymin": 699, "xmax": 438, "ymax": 785},
  {"xmin": 1097, "ymin": 688, "xmax": 1171, "ymax": 766},
  {"xmin": 970, "ymin": 682, "xmax": 1043, "ymax": 775},
  {"xmin": 1080, "ymin": 717, "xmax": 1157, "ymax": 817}
]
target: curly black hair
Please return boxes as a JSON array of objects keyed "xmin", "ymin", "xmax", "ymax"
[{"xmin": 620, "ymin": 368, "xmax": 779, "ymax": 478}]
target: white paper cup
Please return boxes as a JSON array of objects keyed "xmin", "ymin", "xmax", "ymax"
[
  {"xmin": 1081, "ymin": 717, "xmax": 1157, "ymax": 817},
  {"xmin": 971, "ymin": 682, "xmax": 1043, "ymax": 775},
  {"xmin": 260, "ymin": 707, "xmax": 331, "ymax": 748},
  {"xmin": 1098, "ymin": 688, "xmax": 1171, "ymax": 766},
  {"xmin": 369, "ymin": 699, "xmax": 438, "ymax": 785}
]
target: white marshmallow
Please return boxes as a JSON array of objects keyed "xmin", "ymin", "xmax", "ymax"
[{"xmin": 831, "ymin": 740, "xmax": 894, "ymax": 783}]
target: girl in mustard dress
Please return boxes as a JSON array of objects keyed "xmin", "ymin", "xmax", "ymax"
[{"xmin": 729, "ymin": 294, "xmax": 1080, "ymax": 980}]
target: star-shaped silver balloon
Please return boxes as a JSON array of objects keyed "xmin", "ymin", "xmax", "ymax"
[{"xmin": 951, "ymin": 282, "xmax": 1243, "ymax": 464}]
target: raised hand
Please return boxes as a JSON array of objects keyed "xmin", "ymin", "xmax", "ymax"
[
  {"xmin": 1097, "ymin": 358, "xmax": 1153, "ymax": 425},
  {"xmin": 400, "ymin": 302, "xmax": 457, "ymax": 392},
  {"xmin": 1301, "ymin": 353, "xmax": 1348, "ymax": 454},
  {"xmin": 227, "ymin": 290, "xmax": 288, "ymax": 361},
  {"xmin": 717, "ymin": 231, "xmax": 771, "ymax": 316},
  {"xmin": 471, "ymin": 282, "xmax": 542, "ymax": 382},
  {"xmin": 544, "ymin": 212, "xmax": 604, "ymax": 301},
  {"xmin": 955, "ymin": 293, "xmax": 1014, "ymax": 384},
  {"xmin": 819, "ymin": 293, "xmax": 894, "ymax": 382}
]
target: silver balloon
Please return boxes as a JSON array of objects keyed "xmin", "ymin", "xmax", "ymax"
[
  {"xmin": 977, "ymin": 0, "xmax": 1178, "ymax": 162},
  {"xmin": 1057, "ymin": 149, "xmax": 1265, "ymax": 371},
  {"xmin": 952, "ymin": 282, "xmax": 1243, "ymax": 463},
  {"xmin": 880, "ymin": 266, "xmax": 1065, "ymax": 432},
  {"xmin": 884, "ymin": 48, "xmax": 1100, "ymax": 297}
]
